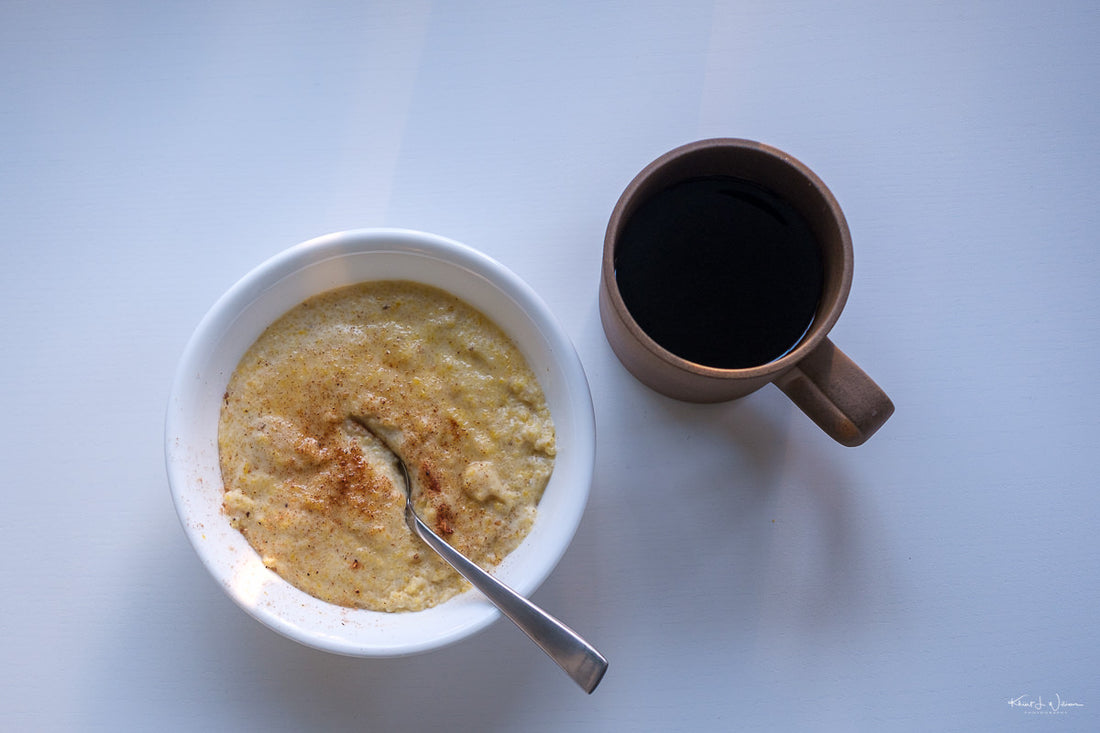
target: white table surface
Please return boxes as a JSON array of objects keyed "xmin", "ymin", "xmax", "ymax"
[{"xmin": 4, "ymin": 2, "xmax": 1098, "ymax": 730}]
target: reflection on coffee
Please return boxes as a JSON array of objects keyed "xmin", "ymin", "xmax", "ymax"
[{"xmin": 613, "ymin": 176, "xmax": 824, "ymax": 369}]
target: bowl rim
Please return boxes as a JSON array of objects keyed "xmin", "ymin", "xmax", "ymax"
[{"xmin": 164, "ymin": 227, "xmax": 596, "ymax": 656}]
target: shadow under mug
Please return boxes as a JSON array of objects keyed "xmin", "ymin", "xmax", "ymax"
[{"xmin": 599, "ymin": 138, "xmax": 894, "ymax": 446}]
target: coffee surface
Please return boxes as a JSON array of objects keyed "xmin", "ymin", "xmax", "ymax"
[{"xmin": 614, "ymin": 176, "xmax": 823, "ymax": 369}]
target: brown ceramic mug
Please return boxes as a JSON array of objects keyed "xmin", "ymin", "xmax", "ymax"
[{"xmin": 599, "ymin": 138, "xmax": 894, "ymax": 446}]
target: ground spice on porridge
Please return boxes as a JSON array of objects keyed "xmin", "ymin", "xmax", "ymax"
[{"xmin": 217, "ymin": 280, "xmax": 555, "ymax": 612}]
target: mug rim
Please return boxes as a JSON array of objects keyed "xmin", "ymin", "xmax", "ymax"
[{"xmin": 601, "ymin": 137, "xmax": 854, "ymax": 379}]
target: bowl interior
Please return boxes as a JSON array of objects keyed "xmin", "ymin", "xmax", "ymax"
[{"xmin": 165, "ymin": 229, "xmax": 595, "ymax": 656}]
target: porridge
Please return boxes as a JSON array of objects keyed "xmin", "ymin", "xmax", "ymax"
[{"xmin": 217, "ymin": 280, "xmax": 555, "ymax": 612}]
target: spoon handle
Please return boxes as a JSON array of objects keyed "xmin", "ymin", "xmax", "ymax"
[{"xmin": 408, "ymin": 510, "xmax": 608, "ymax": 693}]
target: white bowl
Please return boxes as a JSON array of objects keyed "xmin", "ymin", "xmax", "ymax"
[{"xmin": 165, "ymin": 228, "xmax": 596, "ymax": 656}]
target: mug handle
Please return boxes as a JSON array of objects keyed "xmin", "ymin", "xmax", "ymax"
[{"xmin": 773, "ymin": 338, "xmax": 894, "ymax": 446}]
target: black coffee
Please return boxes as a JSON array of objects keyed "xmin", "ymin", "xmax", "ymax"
[{"xmin": 614, "ymin": 175, "xmax": 823, "ymax": 369}]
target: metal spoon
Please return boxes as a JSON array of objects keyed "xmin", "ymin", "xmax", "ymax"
[{"xmin": 382, "ymin": 436, "xmax": 608, "ymax": 693}]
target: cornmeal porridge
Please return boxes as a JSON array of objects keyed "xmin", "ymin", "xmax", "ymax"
[{"xmin": 217, "ymin": 280, "xmax": 556, "ymax": 612}]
